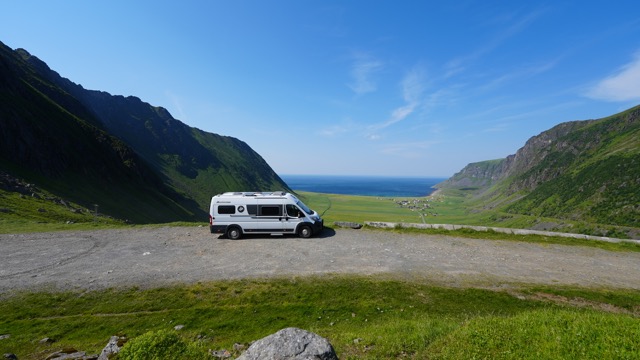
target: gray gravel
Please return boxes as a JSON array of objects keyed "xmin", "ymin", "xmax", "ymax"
[{"xmin": 1, "ymin": 226, "xmax": 639, "ymax": 292}]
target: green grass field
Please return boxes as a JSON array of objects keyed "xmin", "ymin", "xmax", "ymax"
[
  {"xmin": 297, "ymin": 190, "xmax": 639, "ymax": 241},
  {"xmin": 296, "ymin": 190, "xmax": 535, "ymax": 225},
  {"xmin": 1, "ymin": 277, "xmax": 639, "ymax": 359}
]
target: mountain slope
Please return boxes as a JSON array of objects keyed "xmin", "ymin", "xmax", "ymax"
[
  {"xmin": 0, "ymin": 42, "xmax": 201, "ymax": 223},
  {"xmin": 0, "ymin": 41, "xmax": 288, "ymax": 223},
  {"xmin": 438, "ymin": 105, "xmax": 640, "ymax": 228},
  {"xmin": 17, "ymin": 47, "xmax": 289, "ymax": 211}
]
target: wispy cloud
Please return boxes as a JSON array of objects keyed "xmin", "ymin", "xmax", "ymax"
[
  {"xmin": 586, "ymin": 52, "xmax": 640, "ymax": 101},
  {"xmin": 444, "ymin": 8, "xmax": 545, "ymax": 78},
  {"xmin": 368, "ymin": 65, "xmax": 426, "ymax": 134},
  {"xmin": 347, "ymin": 52, "xmax": 383, "ymax": 95},
  {"xmin": 379, "ymin": 140, "xmax": 440, "ymax": 159},
  {"xmin": 479, "ymin": 58, "xmax": 560, "ymax": 92},
  {"xmin": 481, "ymin": 122, "xmax": 509, "ymax": 133},
  {"xmin": 164, "ymin": 90, "xmax": 188, "ymax": 121},
  {"xmin": 319, "ymin": 124, "xmax": 350, "ymax": 137}
]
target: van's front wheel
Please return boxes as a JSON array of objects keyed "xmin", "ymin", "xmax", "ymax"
[
  {"xmin": 298, "ymin": 225, "xmax": 312, "ymax": 238},
  {"xmin": 226, "ymin": 226, "xmax": 242, "ymax": 240}
]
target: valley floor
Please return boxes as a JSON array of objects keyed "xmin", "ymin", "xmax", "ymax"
[{"xmin": 1, "ymin": 226, "xmax": 639, "ymax": 292}]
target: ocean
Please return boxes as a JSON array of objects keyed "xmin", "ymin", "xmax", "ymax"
[{"xmin": 280, "ymin": 175, "xmax": 447, "ymax": 197}]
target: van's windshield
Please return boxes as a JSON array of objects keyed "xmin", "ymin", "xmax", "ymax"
[{"xmin": 296, "ymin": 200, "xmax": 313, "ymax": 215}]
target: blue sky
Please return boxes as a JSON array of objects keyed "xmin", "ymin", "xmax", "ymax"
[{"xmin": 2, "ymin": 1, "xmax": 640, "ymax": 177}]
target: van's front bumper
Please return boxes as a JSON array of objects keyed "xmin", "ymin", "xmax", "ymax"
[{"xmin": 312, "ymin": 219, "xmax": 324, "ymax": 234}]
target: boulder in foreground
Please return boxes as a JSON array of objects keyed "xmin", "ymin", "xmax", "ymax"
[{"xmin": 237, "ymin": 327, "xmax": 338, "ymax": 360}]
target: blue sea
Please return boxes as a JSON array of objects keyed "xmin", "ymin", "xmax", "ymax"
[{"xmin": 281, "ymin": 175, "xmax": 447, "ymax": 197}]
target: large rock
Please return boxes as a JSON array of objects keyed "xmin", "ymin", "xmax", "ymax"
[
  {"xmin": 237, "ymin": 327, "xmax": 338, "ymax": 360},
  {"xmin": 333, "ymin": 221, "xmax": 362, "ymax": 229},
  {"xmin": 97, "ymin": 336, "xmax": 127, "ymax": 360}
]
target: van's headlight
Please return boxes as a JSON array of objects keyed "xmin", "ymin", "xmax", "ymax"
[{"xmin": 311, "ymin": 216, "xmax": 321, "ymax": 222}]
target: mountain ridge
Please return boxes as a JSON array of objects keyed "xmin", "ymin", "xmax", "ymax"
[
  {"xmin": 438, "ymin": 105, "xmax": 640, "ymax": 228},
  {"xmin": 1, "ymin": 41, "xmax": 288, "ymax": 223}
]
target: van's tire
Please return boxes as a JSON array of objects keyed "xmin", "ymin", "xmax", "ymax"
[
  {"xmin": 298, "ymin": 225, "xmax": 312, "ymax": 238},
  {"xmin": 226, "ymin": 226, "xmax": 242, "ymax": 240}
]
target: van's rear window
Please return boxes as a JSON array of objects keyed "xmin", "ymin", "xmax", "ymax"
[{"xmin": 218, "ymin": 205, "xmax": 236, "ymax": 214}]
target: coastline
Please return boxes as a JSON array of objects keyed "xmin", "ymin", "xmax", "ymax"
[
  {"xmin": 428, "ymin": 188, "xmax": 443, "ymax": 197},
  {"xmin": 282, "ymin": 175, "xmax": 446, "ymax": 198}
]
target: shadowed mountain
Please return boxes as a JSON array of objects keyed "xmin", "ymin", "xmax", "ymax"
[{"xmin": 0, "ymin": 41, "xmax": 288, "ymax": 223}]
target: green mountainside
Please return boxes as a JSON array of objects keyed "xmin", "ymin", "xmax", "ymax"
[
  {"xmin": 0, "ymin": 41, "xmax": 288, "ymax": 224},
  {"xmin": 438, "ymin": 105, "xmax": 640, "ymax": 228}
]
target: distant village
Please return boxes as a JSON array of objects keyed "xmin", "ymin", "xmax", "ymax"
[{"xmin": 381, "ymin": 195, "xmax": 445, "ymax": 219}]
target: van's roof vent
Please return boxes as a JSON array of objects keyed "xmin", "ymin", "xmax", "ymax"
[{"xmin": 271, "ymin": 191, "xmax": 286, "ymax": 196}]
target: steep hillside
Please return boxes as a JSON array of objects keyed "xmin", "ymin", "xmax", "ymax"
[
  {"xmin": 438, "ymin": 106, "xmax": 640, "ymax": 228},
  {"xmin": 436, "ymin": 158, "xmax": 508, "ymax": 190},
  {"xmin": 17, "ymin": 48, "xmax": 288, "ymax": 210},
  {"xmin": 0, "ymin": 41, "xmax": 288, "ymax": 223},
  {"xmin": 0, "ymin": 43, "xmax": 203, "ymax": 222}
]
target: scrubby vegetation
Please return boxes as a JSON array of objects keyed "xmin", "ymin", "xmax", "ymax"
[{"xmin": 118, "ymin": 329, "xmax": 209, "ymax": 360}]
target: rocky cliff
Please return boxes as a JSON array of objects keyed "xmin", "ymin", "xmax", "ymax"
[{"xmin": 438, "ymin": 106, "xmax": 640, "ymax": 227}]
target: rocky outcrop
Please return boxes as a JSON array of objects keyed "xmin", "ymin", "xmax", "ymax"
[
  {"xmin": 436, "ymin": 105, "xmax": 640, "ymax": 227},
  {"xmin": 97, "ymin": 336, "xmax": 127, "ymax": 360},
  {"xmin": 437, "ymin": 158, "xmax": 508, "ymax": 189},
  {"xmin": 334, "ymin": 221, "xmax": 363, "ymax": 229},
  {"xmin": 439, "ymin": 120, "xmax": 593, "ymax": 191},
  {"xmin": 13, "ymin": 336, "xmax": 128, "ymax": 360},
  {"xmin": 237, "ymin": 327, "xmax": 338, "ymax": 360}
]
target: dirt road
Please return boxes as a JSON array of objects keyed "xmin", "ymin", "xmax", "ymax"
[{"xmin": 1, "ymin": 226, "xmax": 639, "ymax": 292}]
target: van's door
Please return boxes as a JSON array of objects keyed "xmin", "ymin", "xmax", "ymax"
[
  {"xmin": 257, "ymin": 203, "xmax": 285, "ymax": 233},
  {"xmin": 283, "ymin": 204, "xmax": 304, "ymax": 234}
]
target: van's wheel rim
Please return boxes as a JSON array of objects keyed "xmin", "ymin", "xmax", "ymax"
[
  {"xmin": 228, "ymin": 228, "xmax": 241, "ymax": 240},
  {"xmin": 299, "ymin": 226, "xmax": 312, "ymax": 238}
]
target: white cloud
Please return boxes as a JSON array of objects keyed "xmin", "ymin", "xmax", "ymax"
[
  {"xmin": 479, "ymin": 58, "xmax": 560, "ymax": 92},
  {"xmin": 401, "ymin": 66, "xmax": 426, "ymax": 103},
  {"xmin": 444, "ymin": 9, "xmax": 544, "ymax": 78},
  {"xmin": 347, "ymin": 53, "xmax": 383, "ymax": 95},
  {"xmin": 481, "ymin": 122, "xmax": 509, "ymax": 133},
  {"xmin": 379, "ymin": 140, "xmax": 440, "ymax": 159},
  {"xmin": 586, "ymin": 53, "xmax": 640, "ymax": 101},
  {"xmin": 164, "ymin": 90, "xmax": 188, "ymax": 121},
  {"xmin": 319, "ymin": 125, "xmax": 348, "ymax": 137},
  {"xmin": 368, "ymin": 66, "xmax": 426, "ymax": 133}
]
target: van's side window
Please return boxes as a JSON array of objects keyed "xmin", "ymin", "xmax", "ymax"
[
  {"xmin": 259, "ymin": 205, "xmax": 282, "ymax": 216},
  {"xmin": 217, "ymin": 205, "xmax": 236, "ymax": 214},
  {"xmin": 247, "ymin": 205, "xmax": 258, "ymax": 215},
  {"xmin": 286, "ymin": 204, "xmax": 302, "ymax": 217}
]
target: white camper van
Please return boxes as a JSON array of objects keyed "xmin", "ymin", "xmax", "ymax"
[{"xmin": 209, "ymin": 191, "xmax": 324, "ymax": 239}]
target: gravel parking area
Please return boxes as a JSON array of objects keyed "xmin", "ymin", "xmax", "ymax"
[{"xmin": 1, "ymin": 226, "xmax": 639, "ymax": 292}]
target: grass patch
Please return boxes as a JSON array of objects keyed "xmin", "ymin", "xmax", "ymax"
[
  {"xmin": 0, "ymin": 189, "xmax": 126, "ymax": 234},
  {"xmin": 428, "ymin": 308, "xmax": 640, "ymax": 359},
  {"xmin": 294, "ymin": 191, "xmax": 640, "ymax": 252},
  {"xmin": 1, "ymin": 277, "xmax": 639, "ymax": 359},
  {"xmin": 368, "ymin": 226, "xmax": 640, "ymax": 252}
]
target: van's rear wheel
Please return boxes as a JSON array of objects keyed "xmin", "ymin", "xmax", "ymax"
[
  {"xmin": 227, "ymin": 226, "xmax": 242, "ymax": 240},
  {"xmin": 298, "ymin": 225, "xmax": 312, "ymax": 238}
]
